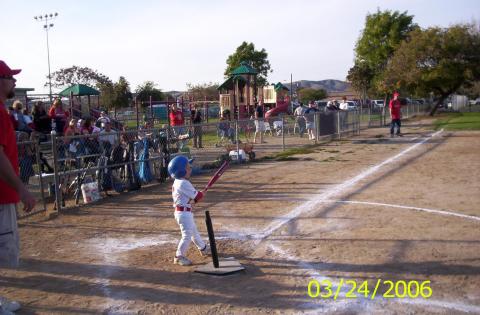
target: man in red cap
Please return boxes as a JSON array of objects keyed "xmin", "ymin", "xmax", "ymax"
[
  {"xmin": 389, "ymin": 91, "xmax": 402, "ymax": 137},
  {"xmin": 0, "ymin": 60, "xmax": 36, "ymax": 315}
]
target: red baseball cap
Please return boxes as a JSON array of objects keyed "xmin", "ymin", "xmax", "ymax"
[
  {"xmin": 393, "ymin": 91, "xmax": 400, "ymax": 97},
  {"xmin": 0, "ymin": 60, "xmax": 21, "ymax": 77}
]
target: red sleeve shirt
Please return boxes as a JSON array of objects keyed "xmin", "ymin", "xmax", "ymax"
[
  {"xmin": 389, "ymin": 99, "xmax": 402, "ymax": 120},
  {"xmin": 0, "ymin": 104, "xmax": 20, "ymax": 204},
  {"xmin": 169, "ymin": 110, "xmax": 185, "ymax": 126}
]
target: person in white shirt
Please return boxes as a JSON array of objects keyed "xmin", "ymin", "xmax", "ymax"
[
  {"xmin": 339, "ymin": 97, "xmax": 349, "ymax": 111},
  {"xmin": 338, "ymin": 97, "xmax": 348, "ymax": 130},
  {"xmin": 96, "ymin": 111, "xmax": 110, "ymax": 127},
  {"xmin": 168, "ymin": 155, "xmax": 210, "ymax": 266},
  {"xmin": 294, "ymin": 103, "xmax": 306, "ymax": 137},
  {"xmin": 99, "ymin": 122, "xmax": 117, "ymax": 155}
]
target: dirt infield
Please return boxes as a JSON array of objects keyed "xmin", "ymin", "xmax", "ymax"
[{"xmin": 2, "ymin": 118, "xmax": 480, "ymax": 314}]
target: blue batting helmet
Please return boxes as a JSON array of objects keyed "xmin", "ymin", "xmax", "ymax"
[{"xmin": 168, "ymin": 155, "xmax": 194, "ymax": 179}]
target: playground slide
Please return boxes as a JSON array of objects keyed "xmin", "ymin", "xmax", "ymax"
[{"xmin": 265, "ymin": 100, "xmax": 290, "ymax": 119}]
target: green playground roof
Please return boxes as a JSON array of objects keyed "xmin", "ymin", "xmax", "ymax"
[
  {"xmin": 274, "ymin": 82, "xmax": 289, "ymax": 91},
  {"xmin": 59, "ymin": 84, "xmax": 100, "ymax": 96},
  {"xmin": 230, "ymin": 61, "xmax": 258, "ymax": 75},
  {"xmin": 218, "ymin": 75, "xmax": 247, "ymax": 90}
]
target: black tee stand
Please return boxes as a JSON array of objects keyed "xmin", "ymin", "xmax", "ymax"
[
  {"xmin": 205, "ymin": 210, "xmax": 220, "ymax": 268},
  {"xmin": 195, "ymin": 210, "xmax": 245, "ymax": 275}
]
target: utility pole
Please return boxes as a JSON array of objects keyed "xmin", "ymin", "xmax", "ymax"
[{"xmin": 34, "ymin": 12, "xmax": 58, "ymax": 102}]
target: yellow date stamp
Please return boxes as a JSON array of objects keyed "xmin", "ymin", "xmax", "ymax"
[{"xmin": 307, "ymin": 279, "xmax": 432, "ymax": 300}]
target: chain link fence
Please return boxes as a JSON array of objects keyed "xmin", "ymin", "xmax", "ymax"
[{"xmin": 16, "ymin": 102, "xmax": 431, "ymax": 217}]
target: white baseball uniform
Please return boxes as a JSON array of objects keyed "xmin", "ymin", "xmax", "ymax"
[{"xmin": 172, "ymin": 179, "xmax": 206, "ymax": 257}]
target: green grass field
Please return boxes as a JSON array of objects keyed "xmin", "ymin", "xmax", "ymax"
[{"xmin": 434, "ymin": 112, "xmax": 480, "ymax": 130}]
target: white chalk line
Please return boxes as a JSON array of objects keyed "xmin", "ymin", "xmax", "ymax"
[{"xmin": 318, "ymin": 199, "xmax": 480, "ymax": 222}]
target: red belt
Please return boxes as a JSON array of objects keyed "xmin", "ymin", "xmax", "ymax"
[{"xmin": 175, "ymin": 206, "xmax": 192, "ymax": 212}]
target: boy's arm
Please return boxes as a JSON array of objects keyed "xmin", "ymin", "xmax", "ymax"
[{"xmin": 193, "ymin": 190, "xmax": 206, "ymax": 203}]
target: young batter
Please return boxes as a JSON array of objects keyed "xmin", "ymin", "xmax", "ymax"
[{"xmin": 168, "ymin": 155, "xmax": 210, "ymax": 266}]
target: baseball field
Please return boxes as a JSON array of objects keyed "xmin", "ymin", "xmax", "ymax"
[{"xmin": 2, "ymin": 115, "xmax": 480, "ymax": 314}]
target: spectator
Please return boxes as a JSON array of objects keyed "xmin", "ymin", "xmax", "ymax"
[
  {"xmin": 294, "ymin": 102, "xmax": 306, "ymax": 137},
  {"xmin": 325, "ymin": 99, "xmax": 339, "ymax": 112},
  {"xmin": 48, "ymin": 98, "xmax": 69, "ymax": 135},
  {"xmin": 389, "ymin": 91, "xmax": 403, "ymax": 137},
  {"xmin": 96, "ymin": 110, "xmax": 110, "ymax": 128},
  {"xmin": 218, "ymin": 110, "xmax": 234, "ymax": 143},
  {"xmin": 304, "ymin": 101, "xmax": 319, "ymax": 140},
  {"xmin": 253, "ymin": 102, "xmax": 266, "ymax": 144},
  {"xmin": 191, "ymin": 104, "xmax": 203, "ymax": 148},
  {"xmin": 22, "ymin": 108, "xmax": 35, "ymax": 130},
  {"xmin": 169, "ymin": 103, "xmax": 185, "ymax": 137},
  {"xmin": 32, "ymin": 101, "xmax": 50, "ymax": 134},
  {"xmin": 6, "ymin": 106, "xmax": 18, "ymax": 130},
  {"xmin": 339, "ymin": 97, "xmax": 348, "ymax": 130},
  {"xmin": 0, "ymin": 59, "xmax": 36, "ymax": 314},
  {"xmin": 339, "ymin": 97, "xmax": 348, "ymax": 111},
  {"xmin": 64, "ymin": 118, "xmax": 82, "ymax": 158},
  {"xmin": 99, "ymin": 121, "xmax": 118, "ymax": 156},
  {"xmin": 12, "ymin": 100, "xmax": 33, "ymax": 133},
  {"xmin": 81, "ymin": 118, "xmax": 100, "ymax": 160}
]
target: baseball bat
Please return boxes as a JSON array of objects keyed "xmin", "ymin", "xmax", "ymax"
[{"xmin": 204, "ymin": 160, "xmax": 229, "ymax": 192}]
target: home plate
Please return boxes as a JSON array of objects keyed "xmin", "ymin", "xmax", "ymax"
[{"xmin": 195, "ymin": 257, "xmax": 245, "ymax": 275}]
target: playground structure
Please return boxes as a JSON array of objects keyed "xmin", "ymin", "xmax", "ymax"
[{"xmin": 218, "ymin": 62, "xmax": 291, "ymax": 119}]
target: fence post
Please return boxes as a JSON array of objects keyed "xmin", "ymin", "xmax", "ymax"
[
  {"xmin": 315, "ymin": 112, "xmax": 319, "ymax": 144},
  {"xmin": 337, "ymin": 111, "xmax": 341, "ymax": 139},
  {"xmin": 359, "ymin": 109, "xmax": 362, "ymax": 133},
  {"xmin": 235, "ymin": 119, "xmax": 240, "ymax": 162},
  {"xmin": 135, "ymin": 97, "xmax": 139, "ymax": 129},
  {"xmin": 282, "ymin": 116, "xmax": 285, "ymax": 151},
  {"xmin": 35, "ymin": 140, "xmax": 47, "ymax": 213},
  {"xmin": 149, "ymin": 95, "xmax": 154, "ymax": 126},
  {"xmin": 51, "ymin": 131, "xmax": 61, "ymax": 216}
]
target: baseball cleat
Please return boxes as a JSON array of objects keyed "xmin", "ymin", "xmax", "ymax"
[
  {"xmin": 200, "ymin": 244, "xmax": 211, "ymax": 256},
  {"xmin": 174, "ymin": 256, "xmax": 192, "ymax": 266}
]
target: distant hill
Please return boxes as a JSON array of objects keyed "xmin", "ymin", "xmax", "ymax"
[{"xmin": 293, "ymin": 80, "xmax": 351, "ymax": 92}]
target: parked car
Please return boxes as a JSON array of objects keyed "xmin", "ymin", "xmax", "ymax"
[
  {"xmin": 371, "ymin": 100, "xmax": 385, "ymax": 108},
  {"xmin": 346, "ymin": 101, "xmax": 358, "ymax": 111}
]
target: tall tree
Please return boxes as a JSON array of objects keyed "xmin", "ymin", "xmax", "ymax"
[
  {"xmin": 135, "ymin": 81, "xmax": 165, "ymax": 105},
  {"xmin": 225, "ymin": 42, "xmax": 272, "ymax": 86},
  {"xmin": 350, "ymin": 9, "xmax": 417, "ymax": 96},
  {"xmin": 346, "ymin": 61, "xmax": 374, "ymax": 102},
  {"xmin": 49, "ymin": 65, "xmax": 112, "ymax": 88},
  {"xmin": 98, "ymin": 81, "xmax": 115, "ymax": 110},
  {"xmin": 297, "ymin": 88, "xmax": 327, "ymax": 103},
  {"xmin": 113, "ymin": 76, "xmax": 132, "ymax": 108},
  {"xmin": 186, "ymin": 82, "xmax": 219, "ymax": 101},
  {"xmin": 384, "ymin": 24, "xmax": 480, "ymax": 115}
]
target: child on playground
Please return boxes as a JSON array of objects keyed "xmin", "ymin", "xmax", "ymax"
[{"xmin": 168, "ymin": 155, "xmax": 210, "ymax": 266}]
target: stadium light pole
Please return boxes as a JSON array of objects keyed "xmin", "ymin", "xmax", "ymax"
[{"xmin": 34, "ymin": 12, "xmax": 58, "ymax": 102}]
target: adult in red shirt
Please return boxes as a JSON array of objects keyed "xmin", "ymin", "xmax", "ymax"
[
  {"xmin": 389, "ymin": 91, "xmax": 403, "ymax": 137},
  {"xmin": 0, "ymin": 60, "xmax": 36, "ymax": 314},
  {"xmin": 169, "ymin": 103, "xmax": 186, "ymax": 146}
]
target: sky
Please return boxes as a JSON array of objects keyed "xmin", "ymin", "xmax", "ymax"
[{"xmin": 1, "ymin": 0, "xmax": 479, "ymax": 94}]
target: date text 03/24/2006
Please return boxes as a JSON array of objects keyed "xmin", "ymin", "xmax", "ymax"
[{"xmin": 307, "ymin": 279, "xmax": 433, "ymax": 300}]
